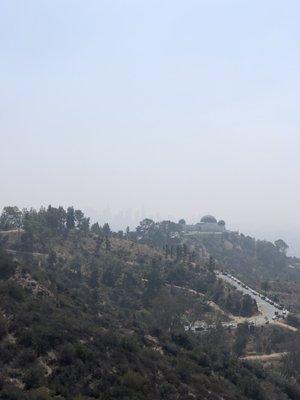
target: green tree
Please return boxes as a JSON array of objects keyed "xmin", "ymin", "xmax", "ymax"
[
  {"xmin": 0, "ymin": 249, "xmax": 17, "ymax": 280},
  {"xmin": 0, "ymin": 206, "xmax": 22, "ymax": 230},
  {"xmin": 146, "ymin": 261, "xmax": 163, "ymax": 299},
  {"xmin": 94, "ymin": 236, "xmax": 103, "ymax": 256},
  {"xmin": 66, "ymin": 206, "xmax": 75, "ymax": 230},
  {"xmin": 274, "ymin": 239, "xmax": 289, "ymax": 254},
  {"xmin": 89, "ymin": 266, "xmax": 100, "ymax": 288},
  {"xmin": 102, "ymin": 223, "xmax": 111, "ymax": 236},
  {"xmin": 91, "ymin": 222, "xmax": 102, "ymax": 235},
  {"xmin": 0, "ymin": 314, "xmax": 8, "ymax": 339},
  {"xmin": 24, "ymin": 365, "xmax": 46, "ymax": 389},
  {"xmin": 121, "ymin": 370, "xmax": 148, "ymax": 393},
  {"xmin": 75, "ymin": 209, "xmax": 90, "ymax": 232},
  {"xmin": 45, "ymin": 205, "xmax": 66, "ymax": 232},
  {"xmin": 105, "ymin": 236, "xmax": 111, "ymax": 251},
  {"xmin": 233, "ymin": 323, "xmax": 248, "ymax": 356},
  {"xmin": 80, "ymin": 217, "xmax": 90, "ymax": 233},
  {"xmin": 152, "ymin": 289, "xmax": 191, "ymax": 331},
  {"xmin": 240, "ymin": 294, "xmax": 256, "ymax": 317},
  {"xmin": 261, "ymin": 280, "xmax": 269, "ymax": 291},
  {"xmin": 283, "ymin": 332, "xmax": 300, "ymax": 381}
]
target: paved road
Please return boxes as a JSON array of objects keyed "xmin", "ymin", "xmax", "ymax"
[{"xmin": 216, "ymin": 271, "xmax": 289, "ymax": 325}]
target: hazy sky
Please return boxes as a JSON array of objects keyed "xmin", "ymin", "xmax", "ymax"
[{"xmin": 1, "ymin": 1, "xmax": 300, "ymax": 254}]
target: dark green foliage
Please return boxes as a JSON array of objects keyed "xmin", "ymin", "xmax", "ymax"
[
  {"xmin": 145, "ymin": 261, "xmax": 163, "ymax": 299},
  {"xmin": 4, "ymin": 206, "xmax": 93, "ymax": 252},
  {"xmin": 102, "ymin": 223, "xmax": 111, "ymax": 236},
  {"xmin": 0, "ymin": 248, "xmax": 17, "ymax": 279},
  {"xmin": 211, "ymin": 280, "xmax": 257, "ymax": 317},
  {"xmin": 90, "ymin": 222, "xmax": 102, "ymax": 235},
  {"xmin": 233, "ymin": 323, "xmax": 248, "ymax": 356},
  {"xmin": 286, "ymin": 313, "xmax": 300, "ymax": 328},
  {"xmin": 0, "ymin": 206, "xmax": 22, "ymax": 230},
  {"xmin": 120, "ymin": 370, "xmax": 149, "ymax": 393},
  {"xmin": 66, "ymin": 207, "xmax": 75, "ymax": 230},
  {"xmin": 134, "ymin": 219, "xmax": 183, "ymax": 249},
  {"xmin": 24, "ymin": 365, "xmax": 46, "ymax": 389},
  {"xmin": 261, "ymin": 280, "xmax": 269, "ymax": 291},
  {"xmin": 274, "ymin": 239, "xmax": 289, "ymax": 254},
  {"xmin": 0, "ymin": 314, "xmax": 8, "ymax": 339},
  {"xmin": 0, "ymin": 384, "xmax": 27, "ymax": 400},
  {"xmin": 283, "ymin": 331, "xmax": 300, "ymax": 382},
  {"xmin": 0, "ymin": 281, "xmax": 26, "ymax": 301},
  {"xmin": 16, "ymin": 349, "xmax": 37, "ymax": 367},
  {"xmin": 240, "ymin": 294, "xmax": 256, "ymax": 317}
]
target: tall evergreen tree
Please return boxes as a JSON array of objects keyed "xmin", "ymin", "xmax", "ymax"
[{"xmin": 66, "ymin": 207, "xmax": 75, "ymax": 230}]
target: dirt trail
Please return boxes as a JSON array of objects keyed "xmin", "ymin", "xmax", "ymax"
[
  {"xmin": 241, "ymin": 352, "xmax": 287, "ymax": 361},
  {"xmin": 274, "ymin": 321, "xmax": 298, "ymax": 332},
  {"xmin": 166, "ymin": 283, "xmax": 204, "ymax": 297},
  {"xmin": 6, "ymin": 249, "xmax": 48, "ymax": 258},
  {"xmin": 0, "ymin": 229, "xmax": 24, "ymax": 234}
]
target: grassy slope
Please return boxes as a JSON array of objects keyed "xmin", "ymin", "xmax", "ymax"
[{"xmin": 0, "ymin": 231, "xmax": 299, "ymax": 400}]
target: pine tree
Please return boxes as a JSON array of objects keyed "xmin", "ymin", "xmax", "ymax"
[
  {"xmin": 66, "ymin": 207, "xmax": 75, "ymax": 230},
  {"xmin": 105, "ymin": 236, "xmax": 111, "ymax": 251}
]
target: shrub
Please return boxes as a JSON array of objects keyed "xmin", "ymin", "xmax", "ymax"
[
  {"xmin": 121, "ymin": 370, "xmax": 148, "ymax": 391},
  {"xmin": 0, "ymin": 250, "xmax": 16, "ymax": 280},
  {"xmin": 0, "ymin": 314, "xmax": 8, "ymax": 339},
  {"xmin": 159, "ymin": 382, "xmax": 177, "ymax": 398},
  {"xmin": 0, "ymin": 281, "xmax": 25, "ymax": 301},
  {"xmin": 24, "ymin": 365, "xmax": 46, "ymax": 389},
  {"xmin": 0, "ymin": 384, "xmax": 27, "ymax": 400},
  {"xmin": 16, "ymin": 348, "xmax": 37, "ymax": 367}
]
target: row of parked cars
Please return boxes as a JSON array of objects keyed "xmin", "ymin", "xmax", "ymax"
[{"xmin": 216, "ymin": 270, "xmax": 289, "ymax": 317}]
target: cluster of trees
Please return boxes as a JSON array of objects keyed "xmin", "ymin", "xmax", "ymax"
[
  {"xmin": 0, "ymin": 206, "xmax": 23, "ymax": 230},
  {"xmin": 0, "ymin": 247, "xmax": 17, "ymax": 280},
  {"xmin": 0, "ymin": 205, "xmax": 113, "ymax": 240},
  {"xmin": 132, "ymin": 218, "xmax": 293, "ymax": 285},
  {"xmin": 199, "ymin": 232, "xmax": 294, "ymax": 285},
  {"xmin": 0, "ymin": 205, "xmax": 92, "ymax": 233},
  {"xmin": 164, "ymin": 243, "xmax": 197, "ymax": 262},
  {"xmin": 132, "ymin": 218, "xmax": 184, "ymax": 249},
  {"xmin": 210, "ymin": 280, "xmax": 258, "ymax": 317}
]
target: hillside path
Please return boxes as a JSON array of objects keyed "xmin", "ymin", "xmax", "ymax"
[{"xmin": 240, "ymin": 352, "xmax": 287, "ymax": 361}]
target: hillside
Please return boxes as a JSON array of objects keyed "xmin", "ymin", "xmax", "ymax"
[
  {"xmin": 129, "ymin": 218, "xmax": 300, "ymax": 315},
  {"xmin": 0, "ymin": 206, "xmax": 299, "ymax": 400}
]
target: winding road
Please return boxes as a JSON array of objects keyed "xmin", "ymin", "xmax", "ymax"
[{"xmin": 216, "ymin": 271, "xmax": 289, "ymax": 326}]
